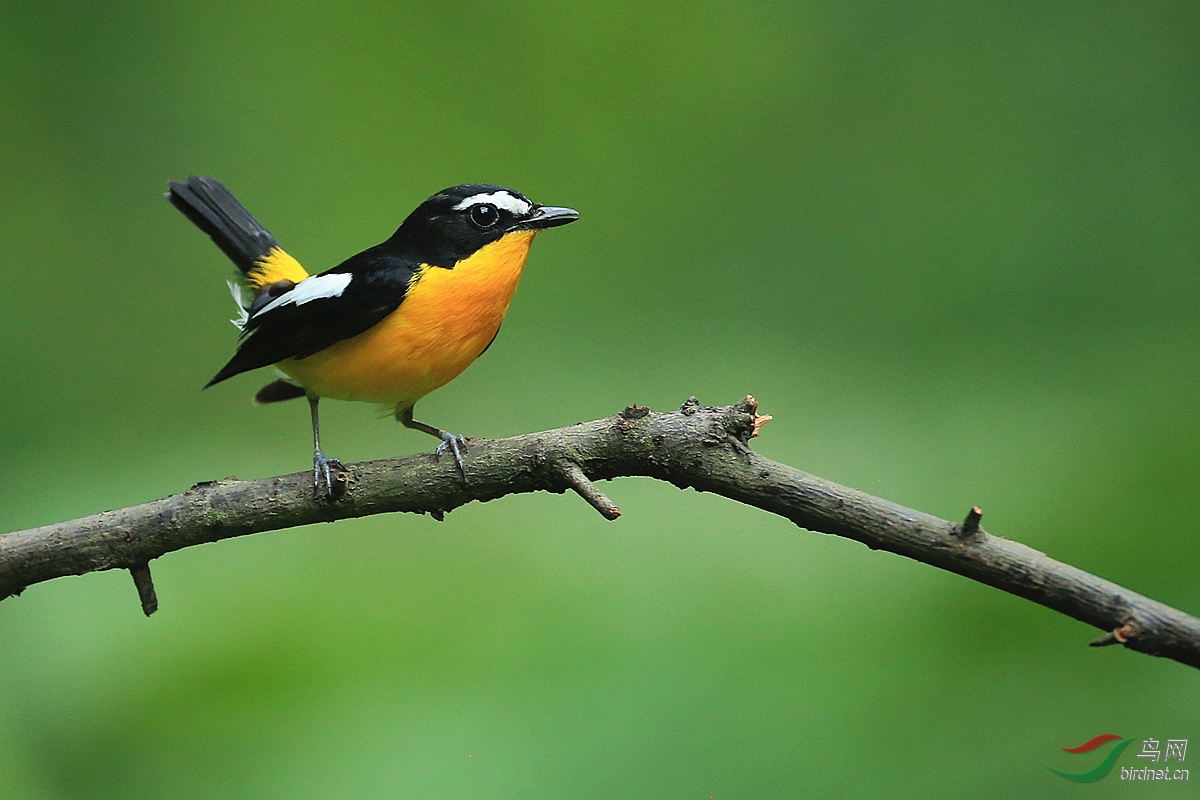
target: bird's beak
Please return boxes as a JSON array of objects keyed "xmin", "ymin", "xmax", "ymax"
[{"xmin": 512, "ymin": 205, "xmax": 579, "ymax": 231}]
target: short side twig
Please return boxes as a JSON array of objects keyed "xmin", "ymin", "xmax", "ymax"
[
  {"xmin": 129, "ymin": 562, "xmax": 158, "ymax": 616},
  {"xmin": 556, "ymin": 460, "xmax": 621, "ymax": 520}
]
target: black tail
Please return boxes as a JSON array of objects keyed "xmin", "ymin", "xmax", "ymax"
[{"xmin": 167, "ymin": 176, "xmax": 280, "ymax": 273}]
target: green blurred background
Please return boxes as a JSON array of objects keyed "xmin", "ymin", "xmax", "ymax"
[{"xmin": 1, "ymin": 1, "xmax": 1198, "ymax": 797}]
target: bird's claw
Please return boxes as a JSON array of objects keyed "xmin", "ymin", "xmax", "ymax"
[
  {"xmin": 435, "ymin": 432, "xmax": 468, "ymax": 479},
  {"xmin": 313, "ymin": 448, "xmax": 347, "ymax": 499}
]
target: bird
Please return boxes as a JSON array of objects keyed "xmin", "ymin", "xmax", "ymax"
[{"xmin": 167, "ymin": 176, "xmax": 579, "ymax": 495}]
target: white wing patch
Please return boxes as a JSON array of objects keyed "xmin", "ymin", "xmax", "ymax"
[
  {"xmin": 257, "ymin": 273, "xmax": 353, "ymax": 316},
  {"xmin": 452, "ymin": 191, "xmax": 531, "ymax": 216}
]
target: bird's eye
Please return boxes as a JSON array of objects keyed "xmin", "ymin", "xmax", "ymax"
[{"xmin": 468, "ymin": 203, "xmax": 499, "ymax": 229}]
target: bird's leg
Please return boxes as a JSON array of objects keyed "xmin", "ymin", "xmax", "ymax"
[
  {"xmin": 309, "ymin": 395, "xmax": 344, "ymax": 497},
  {"xmin": 397, "ymin": 405, "xmax": 468, "ymax": 478}
]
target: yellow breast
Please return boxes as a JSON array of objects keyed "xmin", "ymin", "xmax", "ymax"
[{"xmin": 277, "ymin": 230, "xmax": 537, "ymax": 407}]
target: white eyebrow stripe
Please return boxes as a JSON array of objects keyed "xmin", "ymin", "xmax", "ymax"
[
  {"xmin": 452, "ymin": 191, "xmax": 531, "ymax": 215},
  {"xmin": 257, "ymin": 273, "xmax": 353, "ymax": 316}
]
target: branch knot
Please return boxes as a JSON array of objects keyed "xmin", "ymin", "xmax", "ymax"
[{"xmin": 621, "ymin": 404, "xmax": 650, "ymax": 420}]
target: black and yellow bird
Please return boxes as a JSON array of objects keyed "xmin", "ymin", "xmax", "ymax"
[{"xmin": 167, "ymin": 176, "xmax": 578, "ymax": 493}]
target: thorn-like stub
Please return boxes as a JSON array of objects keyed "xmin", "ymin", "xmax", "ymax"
[
  {"xmin": 679, "ymin": 397, "xmax": 701, "ymax": 415},
  {"xmin": 430, "ymin": 509, "xmax": 445, "ymax": 522},
  {"xmin": 1089, "ymin": 623, "xmax": 1137, "ymax": 647},
  {"xmin": 621, "ymin": 404, "xmax": 650, "ymax": 420},
  {"xmin": 751, "ymin": 414, "xmax": 772, "ymax": 438},
  {"xmin": 130, "ymin": 562, "xmax": 158, "ymax": 616},
  {"xmin": 959, "ymin": 506, "xmax": 983, "ymax": 537}
]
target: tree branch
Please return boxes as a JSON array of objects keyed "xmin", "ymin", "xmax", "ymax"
[{"xmin": 2, "ymin": 396, "xmax": 1198, "ymax": 669}]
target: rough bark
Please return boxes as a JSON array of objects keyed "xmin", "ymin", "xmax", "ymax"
[{"xmin": 2, "ymin": 396, "xmax": 1197, "ymax": 668}]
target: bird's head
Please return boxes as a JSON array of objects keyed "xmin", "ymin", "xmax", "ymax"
[{"xmin": 390, "ymin": 183, "xmax": 578, "ymax": 266}]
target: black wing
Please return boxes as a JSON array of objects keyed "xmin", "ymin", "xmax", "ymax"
[{"xmin": 206, "ymin": 248, "xmax": 419, "ymax": 387}]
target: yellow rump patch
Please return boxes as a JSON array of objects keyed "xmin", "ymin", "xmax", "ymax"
[{"xmin": 246, "ymin": 247, "xmax": 309, "ymax": 290}]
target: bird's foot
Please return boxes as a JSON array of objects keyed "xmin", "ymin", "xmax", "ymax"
[
  {"xmin": 434, "ymin": 432, "xmax": 469, "ymax": 479},
  {"xmin": 313, "ymin": 448, "xmax": 347, "ymax": 499}
]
